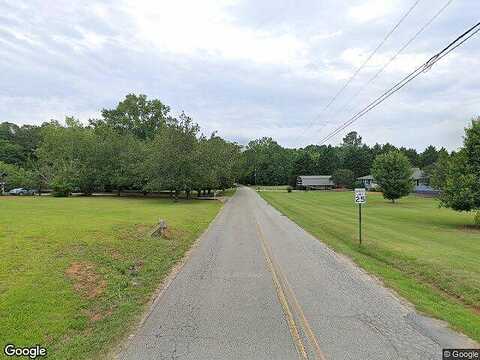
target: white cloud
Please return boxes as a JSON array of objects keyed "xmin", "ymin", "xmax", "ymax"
[
  {"xmin": 0, "ymin": 96, "xmax": 100, "ymax": 124},
  {"xmin": 52, "ymin": 27, "xmax": 108, "ymax": 53},
  {"xmin": 309, "ymin": 30, "xmax": 343, "ymax": 42},
  {"xmin": 122, "ymin": 0, "xmax": 309, "ymax": 66},
  {"xmin": 348, "ymin": 0, "xmax": 398, "ymax": 23},
  {"xmin": 1, "ymin": 0, "xmax": 479, "ymax": 151}
]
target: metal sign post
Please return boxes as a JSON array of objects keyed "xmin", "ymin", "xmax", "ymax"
[{"xmin": 354, "ymin": 188, "xmax": 366, "ymax": 245}]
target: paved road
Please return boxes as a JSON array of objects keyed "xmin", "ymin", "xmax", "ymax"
[{"xmin": 119, "ymin": 187, "xmax": 475, "ymax": 360}]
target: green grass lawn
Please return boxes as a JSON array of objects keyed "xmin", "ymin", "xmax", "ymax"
[
  {"xmin": 260, "ymin": 191, "xmax": 480, "ymax": 342},
  {"xmin": 221, "ymin": 187, "xmax": 237, "ymax": 197},
  {"xmin": 0, "ymin": 196, "xmax": 221, "ymax": 359}
]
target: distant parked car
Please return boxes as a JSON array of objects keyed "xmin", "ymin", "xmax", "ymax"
[{"xmin": 8, "ymin": 188, "xmax": 37, "ymax": 196}]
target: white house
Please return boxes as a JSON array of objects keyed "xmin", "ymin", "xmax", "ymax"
[
  {"xmin": 296, "ymin": 175, "xmax": 335, "ymax": 190},
  {"xmin": 357, "ymin": 168, "xmax": 437, "ymax": 193},
  {"xmin": 357, "ymin": 174, "xmax": 377, "ymax": 190}
]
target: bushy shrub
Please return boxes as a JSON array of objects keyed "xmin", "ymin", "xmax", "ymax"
[
  {"xmin": 51, "ymin": 178, "xmax": 74, "ymax": 197},
  {"xmin": 0, "ymin": 161, "xmax": 33, "ymax": 190},
  {"xmin": 352, "ymin": 180, "xmax": 364, "ymax": 189},
  {"xmin": 474, "ymin": 211, "xmax": 480, "ymax": 227}
]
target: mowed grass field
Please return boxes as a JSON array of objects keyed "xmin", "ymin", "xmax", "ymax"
[
  {"xmin": 260, "ymin": 191, "xmax": 480, "ymax": 342},
  {"xmin": 0, "ymin": 196, "xmax": 221, "ymax": 359}
]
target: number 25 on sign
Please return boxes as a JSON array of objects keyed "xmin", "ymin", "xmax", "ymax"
[{"xmin": 354, "ymin": 188, "xmax": 366, "ymax": 245}]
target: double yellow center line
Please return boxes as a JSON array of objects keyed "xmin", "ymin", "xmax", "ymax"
[{"xmin": 256, "ymin": 222, "xmax": 327, "ymax": 360}]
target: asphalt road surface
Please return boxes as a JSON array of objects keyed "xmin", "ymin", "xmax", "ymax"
[{"xmin": 119, "ymin": 187, "xmax": 476, "ymax": 360}]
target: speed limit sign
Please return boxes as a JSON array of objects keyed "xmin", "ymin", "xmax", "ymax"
[
  {"xmin": 354, "ymin": 188, "xmax": 366, "ymax": 204},
  {"xmin": 354, "ymin": 188, "xmax": 366, "ymax": 245}
]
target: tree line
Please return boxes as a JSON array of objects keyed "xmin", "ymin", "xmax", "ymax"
[
  {"xmin": 1, "ymin": 93, "xmax": 478, "ymax": 221},
  {"xmin": 0, "ymin": 94, "xmax": 242, "ymax": 197},
  {"xmin": 240, "ymin": 119, "xmax": 480, "ymax": 222},
  {"xmin": 1, "ymin": 95, "xmax": 449, "ymax": 196},
  {"xmin": 239, "ymin": 131, "xmax": 449, "ymax": 188}
]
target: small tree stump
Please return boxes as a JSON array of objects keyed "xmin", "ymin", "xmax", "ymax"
[{"xmin": 151, "ymin": 219, "xmax": 168, "ymax": 237}]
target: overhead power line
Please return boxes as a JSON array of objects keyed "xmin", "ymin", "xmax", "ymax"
[
  {"xmin": 317, "ymin": 22, "xmax": 480, "ymax": 146},
  {"xmin": 319, "ymin": 0, "xmax": 422, "ymax": 111},
  {"xmin": 296, "ymin": 0, "xmax": 422, "ymax": 144},
  {"xmin": 325, "ymin": 0, "xmax": 454, "ymax": 130}
]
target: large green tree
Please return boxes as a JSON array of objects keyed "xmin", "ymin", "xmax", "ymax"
[
  {"xmin": 439, "ymin": 118, "xmax": 480, "ymax": 215},
  {"xmin": 37, "ymin": 118, "xmax": 98, "ymax": 195},
  {"xmin": 0, "ymin": 122, "xmax": 43, "ymax": 165},
  {"xmin": 90, "ymin": 94, "xmax": 173, "ymax": 140},
  {"xmin": 425, "ymin": 150, "xmax": 450, "ymax": 189},
  {"xmin": 0, "ymin": 161, "xmax": 33, "ymax": 191},
  {"xmin": 197, "ymin": 134, "xmax": 241, "ymax": 193},
  {"xmin": 144, "ymin": 113, "xmax": 200, "ymax": 198},
  {"xmin": 399, "ymin": 147, "xmax": 419, "ymax": 167},
  {"xmin": 0, "ymin": 140, "xmax": 25, "ymax": 165},
  {"xmin": 372, "ymin": 151, "xmax": 413, "ymax": 203},
  {"xmin": 331, "ymin": 169, "xmax": 355, "ymax": 189},
  {"xmin": 341, "ymin": 144, "xmax": 372, "ymax": 178},
  {"xmin": 241, "ymin": 137, "xmax": 293, "ymax": 186},
  {"xmin": 419, "ymin": 145, "xmax": 439, "ymax": 168},
  {"xmin": 340, "ymin": 133, "xmax": 372, "ymax": 178},
  {"xmin": 342, "ymin": 131, "xmax": 362, "ymax": 147},
  {"xmin": 0, "ymin": 122, "xmax": 18, "ymax": 141},
  {"xmin": 91, "ymin": 124, "xmax": 146, "ymax": 193},
  {"xmin": 314, "ymin": 145, "xmax": 341, "ymax": 175}
]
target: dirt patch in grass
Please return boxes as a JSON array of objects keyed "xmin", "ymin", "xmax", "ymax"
[
  {"xmin": 147, "ymin": 226, "xmax": 188, "ymax": 241},
  {"xmin": 135, "ymin": 224, "xmax": 151, "ymax": 234},
  {"xmin": 163, "ymin": 227, "xmax": 188, "ymax": 240},
  {"xmin": 65, "ymin": 262, "xmax": 106, "ymax": 299},
  {"xmin": 116, "ymin": 224, "xmax": 151, "ymax": 241},
  {"xmin": 108, "ymin": 249, "xmax": 124, "ymax": 260},
  {"xmin": 83, "ymin": 307, "xmax": 114, "ymax": 322}
]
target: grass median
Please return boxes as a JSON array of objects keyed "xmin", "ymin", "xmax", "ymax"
[
  {"xmin": 0, "ymin": 196, "xmax": 221, "ymax": 359},
  {"xmin": 259, "ymin": 190, "xmax": 480, "ymax": 343}
]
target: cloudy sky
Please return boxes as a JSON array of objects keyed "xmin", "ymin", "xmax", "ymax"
[{"xmin": 1, "ymin": 0, "xmax": 479, "ymax": 151}]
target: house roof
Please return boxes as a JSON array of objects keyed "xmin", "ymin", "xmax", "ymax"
[
  {"xmin": 298, "ymin": 175, "xmax": 334, "ymax": 186},
  {"xmin": 357, "ymin": 168, "xmax": 428, "ymax": 181},
  {"xmin": 357, "ymin": 174, "xmax": 375, "ymax": 180},
  {"xmin": 298, "ymin": 175, "xmax": 331, "ymax": 179}
]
